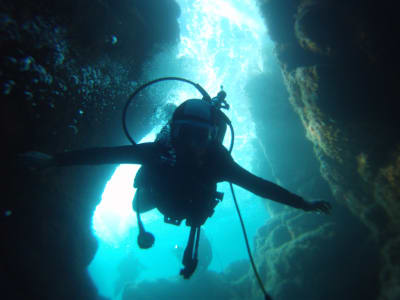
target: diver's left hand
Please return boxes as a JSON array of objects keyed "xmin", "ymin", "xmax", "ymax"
[
  {"xmin": 16, "ymin": 151, "xmax": 56, "ymax": 171},
  {"xmin": 305, "ymin": 200, "xmax": 332, "ymax": 215}
]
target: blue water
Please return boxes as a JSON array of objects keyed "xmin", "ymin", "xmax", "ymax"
[{"xmin": 87, "ymin": 1, "xmax": 276, "ymax": 299}]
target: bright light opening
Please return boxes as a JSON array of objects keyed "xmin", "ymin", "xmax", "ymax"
[{"xmin": 88, "ymin": 1, "xmax": 274, "ymax": 299}]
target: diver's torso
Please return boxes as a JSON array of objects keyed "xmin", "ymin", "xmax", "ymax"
[{"xmin": 135, "ymin": 143, "xmax": 225, "ymax": 224}]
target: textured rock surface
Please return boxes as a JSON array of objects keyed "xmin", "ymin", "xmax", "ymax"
[
  {"xmin": 248, "ymin": 207, "xmax": 379, "ymax": 300},
  {"xmin": 2, "ymin": 0, "xmax": 399, "ymax": 299},
  {"xmin": 123, "ymin": 271, "xmax": 236, "ymax": 300},
  {"xmin": 245, "ymin": 49, "xmax": 332, "ymax": 217},
  {"xmin": 243, "ymin": 0, "xmax": 400, "ymax": 299},
  {"xmin": 1, "ymin": 1, "xmax": 179, "ymax": 299}
]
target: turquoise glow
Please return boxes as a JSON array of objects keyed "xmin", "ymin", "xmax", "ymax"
[{"xmin": 88, "ymin": 1, "xmax": 272, "ymax": 299}]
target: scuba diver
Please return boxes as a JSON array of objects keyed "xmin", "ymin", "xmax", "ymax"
[{"xmin": 18, "ymin": 78, "xmax": 331, "ymax": 300}]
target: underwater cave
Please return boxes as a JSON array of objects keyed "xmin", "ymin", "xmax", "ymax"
[{"xmin": 2, "ymin": 0, "xmax": 399, "ymax": 300}]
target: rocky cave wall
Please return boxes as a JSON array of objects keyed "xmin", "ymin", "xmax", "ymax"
[
  {"xmin": 2, "ymin": 0, "xmax": 399, "ymax": 300},
  {"xmin": 1, "ymin": 1, "xmax": 180, "ymax": 299},
  {"xmin": 236, "ymin": 1, "xmax": 399, "ymax": 300}
]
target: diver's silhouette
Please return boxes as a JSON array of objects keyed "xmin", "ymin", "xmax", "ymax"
[{"xmin": 18, "ymin": 96, "xmax": 331, "ymax": 287}]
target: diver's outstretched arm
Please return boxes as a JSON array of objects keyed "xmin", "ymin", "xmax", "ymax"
[
  {"xmin": 16, "ymin": 151, "xmax": 56, "ymax": 171},
  {"xmin": 18, "ymin": 143, "xmax": 159, "ymax": 169},
  {"xmin": 54, "ymin": 145, "xmax": 146, "ymax": 166},
  {"xmin": 221, "ymin": 153, "xmax": 331, "ymax": 213},
  {"xmin": 226, "ymin": 163, "xmax": 310, "ymax": 210}
]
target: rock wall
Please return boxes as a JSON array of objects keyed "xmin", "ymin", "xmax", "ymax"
[
  {"xmin": 1, "ymin": 1, "xmax": 180, "ymax": 299},
  {"xmin": 241, "ymin": 0, "xmax": 400, "ymax": 299},
  {"xmin": 3, "ymin": 1, "xmax": 399, "ymax": 299}
]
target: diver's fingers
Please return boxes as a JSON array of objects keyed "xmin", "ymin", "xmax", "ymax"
[
  {"xmin": 321, "ymin": 207, "xmax": 330, "ymax": 215},
  {"xmin": 307, "ymin": 200, "xmax": 332, "ymax": 215},
  {"xmin": 16, "ymin": 151, "xmax": 55, "ymax": 170},
  {"xmin": 18, "ymin": 151, "xmax": 52, "ymax": 160},
  {"xmin": 324, "ymin": 202, "xmax": 332, "ymax": 211},
  {"xmin": 321, "ymin": 202, "xmax": 332, "ymax": 214},
  {"xmin": 312, "ymin": 202, "xmax": 331, "ymax": 215}
]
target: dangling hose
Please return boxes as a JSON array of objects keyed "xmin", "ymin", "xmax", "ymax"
[
  {"xmin": 227, "ymin": 122, "xmax": 272, "ymax": 300},
  {"xmin": 230, "ymin": 182, "xmax": 272, "ymax": 300},
  {"xmin": 123, "ymin": 77, "xmax": 271, "ymax": 300}
]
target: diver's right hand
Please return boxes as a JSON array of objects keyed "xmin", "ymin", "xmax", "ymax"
[
  {"xmin": 305, "ymin": 200, "xmax": 332, "ymax": 215},
  {"xmin": 17, "ymin": 151, "xmax": 56, "ymax": 171}
]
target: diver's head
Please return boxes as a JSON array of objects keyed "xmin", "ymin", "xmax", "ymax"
[{"xmin": 171, "ymin": 99, "xmax": 217, "ymax": 160}]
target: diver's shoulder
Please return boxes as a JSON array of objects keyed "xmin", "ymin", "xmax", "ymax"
[
  {"xmin": 214, "ymin": 143, "xmax": 230, "ymax": 154},
  {"xmin": 210, "ymin": 143, "xmax": 232, "ymax": 163},
  {"xmin": 136, "ymin": 141, "xmax": 160, "ymax": 151}
]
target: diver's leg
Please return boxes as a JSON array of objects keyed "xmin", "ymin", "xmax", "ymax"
[{"xmin": 132, "ymin": 189, "xmax": 156, "ymax": 213}]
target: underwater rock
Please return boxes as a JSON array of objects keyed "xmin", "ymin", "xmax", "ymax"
[
  {"xmin": 113, "ymin": 252, "xmax": 145, "ymax": 298},
  {"xmin": 249, "ymin": 208, "xmax": 380, "ymax": 300},
  {"xmin": 246, "ymin": 58, "xmax": 332, "ymax": 217},
  {"xmin": 223, "ymin": 259, "xmax": 250, "ymax": 283},
  {"xmin": 123, "ymin": 271, "xmax": 236, "ymax": 300},
  {"xmin": 294, "ymin": 1, "xmax": 351, "ymax": 57},
  {"xmin": 1, "ymin": 0, "xmax": 180, "ymax": 299},
  {"xmin": 255, "ymin": 0, "xmax": 400, "ymax": 299}
]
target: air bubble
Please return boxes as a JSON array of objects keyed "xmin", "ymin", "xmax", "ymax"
[
  {"xmin": 24, "ymin": 91, "xmax": 33, "ymax": 100},
  {"xmin": 3, "ymin": 80, "xmax": 15, "ymax": 95},
  {"xmin": 20, "ymin": 56, "xmax": 35, "ymax": 71},
  {"xmin": 68, "ymin": 125, "xmax": 78, "ymax": 135},
  {"xmin": 111, "ymin": 35, "xmax": 118, "ymax": 45},
  {"xmin": 72, "ymin": 75, "xmax": 80, "ymax": 85}
]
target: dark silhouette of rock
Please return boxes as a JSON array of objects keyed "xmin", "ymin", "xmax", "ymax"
[
  {"xmin": 122, "ymin": 271, "xmax": 236, "ymax": 300},
  {"xmin": 1, "ymin": 1, "xmax": 180, "ymax": 299},
  {"xmin": 238, "ymin": 0, "xmax": 400, "ymax": 299}
]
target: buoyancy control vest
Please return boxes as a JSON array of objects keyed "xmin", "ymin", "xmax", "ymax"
[
  {"xmin": 135, "ymin": 98, "xmax": 227, "ymax": 227},
  {"xmin": 134, "ymin": 97, "xmax": 228, "ymax": 279}
]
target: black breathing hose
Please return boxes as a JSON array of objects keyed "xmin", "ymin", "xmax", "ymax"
[
  {"xmin": 122, "ymin": 77, "xmax": 271, "ymax": 300},
  {"xmin": 227, "ymin": 123, "xmax": 272, "ymax": 300},
  {"xmin": 122, "ymin": 77, "xmax": 211, "ymax": 145},
  {"xmin": 230, "ymin": 181, "xmax": 272, "ymax": 300}
]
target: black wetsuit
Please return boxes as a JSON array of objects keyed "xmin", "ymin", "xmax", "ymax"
[{"xmin": 55, "ymin": 142, "xmax": 309, "ymax": 223}]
